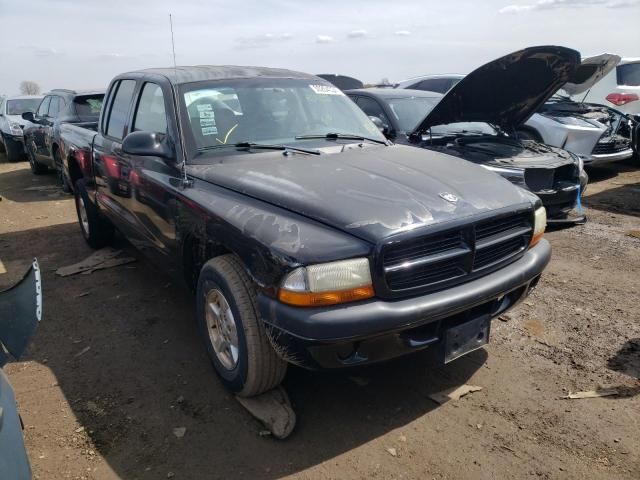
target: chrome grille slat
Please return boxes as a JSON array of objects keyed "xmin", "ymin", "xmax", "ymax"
[{"xmin": 380, "ymin": 211, "xmax": 533, "ymax": 295}]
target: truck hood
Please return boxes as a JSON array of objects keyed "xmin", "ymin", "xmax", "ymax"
[
  {"xmin": 562, "ymin": 53, "xmax": 621, "ymax": 96},
  {"xmin": 411, "ymin": 46, "xmax": 580, "ymax": 135},
  {"xmin": 187, "ymin": 144, "xmax": 534, "ymax": 243}
]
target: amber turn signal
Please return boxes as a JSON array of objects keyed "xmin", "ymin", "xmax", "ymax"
[
  {"xmin": 529, "ymin": 207, "xmax": 547, "ymax": 248},
  {"xmin": 278, "ymin": 285, "xmax": 375, "ymax": 307}
]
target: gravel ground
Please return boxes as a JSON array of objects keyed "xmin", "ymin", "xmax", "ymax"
[{"xmin": 1, "ymin": 155, "xmax": 639, "ymax": 480}]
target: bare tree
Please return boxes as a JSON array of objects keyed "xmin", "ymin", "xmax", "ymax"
[{"xmin": 19, "ymin": 81, "xmax": 41, "ymax": 95}]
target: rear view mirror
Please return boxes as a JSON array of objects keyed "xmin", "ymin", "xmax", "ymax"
[
  {"xmin": 368, "ymin": 116, "xmax": 393, "ymax": 139},
  {"xmin": 21, "ymin": 112, "xmax": 35, "ymax": 122},
  {"xmin": 122, "ymin": 131, "xmax": 175, "ymax": 159}
]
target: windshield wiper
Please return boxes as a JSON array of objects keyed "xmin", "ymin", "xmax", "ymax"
[
  {"xmin": 200, "ymin": 142, "xmax": 320, "ymax": 155},
  {"xmin": 295, "ymin": 133, "xmax": 388, "ymax": 145}
]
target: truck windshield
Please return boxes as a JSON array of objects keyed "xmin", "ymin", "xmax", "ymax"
[
  {"xmin": 6, "ymin": 98, "xmax": 42, "ymax": 115},
  {"xmin": 181, "ymin": 78, "xmax": 385, "ymax": 152}
]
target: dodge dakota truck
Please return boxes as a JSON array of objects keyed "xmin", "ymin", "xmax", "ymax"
[{"xmin": 62, "ymin": 66, "xmax": 550, "ymax": 397}]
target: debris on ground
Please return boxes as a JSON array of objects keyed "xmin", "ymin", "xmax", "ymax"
[
  {"xmin": 74, "ymin": 346, "xmax": 91, "ymax": 358},
  {"xmin": 428, "ymin": 384, "xmax": 483, "ymax": 405},
  {"xmin": 172, "ymin": 427, "xmax": 187, "ymax": 438},
  {"xmin": 235, "ymin": 386, "xmax": 296, "ymax": 439},
  {"xmin": 386, "ymin": 447, "xmax": 398, "ymax": 457},
  {"xmin": 625, "ymin": 230, "xmax": 640, "ymax": 239},
  {"xmin": 562, "ymin": 387, "xmax": 621, "ymax": 399},
  {"xmin": 56, "ymin": 248, "xmax": 136, "ymax": 277}
]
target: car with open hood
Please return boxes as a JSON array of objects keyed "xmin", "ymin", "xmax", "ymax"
[
  {"xmin": 0, "ymin": 95, "xmax": 43, "ymax": 162},
  {"xmin": 61, "ymin": 65, "xmax": 550, "ymax": 398},
  {"xmin": 349, "ymin": 46, "xmax": 588, "ymax": 224},
  {"xmin": 521, "ymin": 54, "xmax": 638, "ymax": 165}
]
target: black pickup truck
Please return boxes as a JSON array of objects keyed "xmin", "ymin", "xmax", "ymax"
[
  {"xmin": 62, "ymin": 65, "xmax": 550, "ymax": 397},
  {"xmin": 21, "ymin": 89, "xmax": 104, "ymax": 189}
]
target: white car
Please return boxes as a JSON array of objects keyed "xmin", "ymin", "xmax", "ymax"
[
  {"xmin": 398, "ymin": 55, "xmax": 638, "ymax": 166},
  {"xmin": 523, "ymin": 54, "xmax": 637, "ymax": 165},
  {"xmin": 578, "ymin": 57, "xmax": 640, "ymax": 117},
  {"xmin": 0, "ymin": 95, "xmax": 43, "ymax": 162}
]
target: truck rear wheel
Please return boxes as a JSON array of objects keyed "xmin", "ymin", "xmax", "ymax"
[
  {"xmin": 197, "ymin": 254, "xmax": 287, "ymax": 397},
  {"xmin": 74, "ymin": 179, "xmax": 114, "ymax": 248}
]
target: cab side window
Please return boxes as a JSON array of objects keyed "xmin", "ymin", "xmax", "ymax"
[
  {"xmin": 133, "ymin": 83, "xmax": 168, "ymax": 134},
  {"xmin": 356, "ymin": 96, "xmax": 390, "ymax": 126},
  {"xmin": 48, "ymin": 97, "xmax": 61, "ymax": 118},
  {"xmin": 36, "ymin": 97, "xmax": 51, "ymax": 118},
  {"xmin": 105, "ymin": 79, "xmax": 137, "ymax": 140}
]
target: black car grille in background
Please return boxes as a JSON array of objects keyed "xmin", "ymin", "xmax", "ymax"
[
  {"xmin": 524, "ymin": 164, "xmax": 578, "ymax": 192},
  {"xmin": 592, "ymin": 141, "xmax": 630, "ymax": 155},
  {"xmin": 381, "ymin": 211, "xmax": 532, "ymax": 296}
]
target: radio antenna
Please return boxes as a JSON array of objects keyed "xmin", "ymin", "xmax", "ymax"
[{"xmin": 169, "ymin": 14, "xmax": 192, "ymax": 188}]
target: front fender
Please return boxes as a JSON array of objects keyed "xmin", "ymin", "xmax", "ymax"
[{"xmin": 175, "ymin": 178, "xmax": 372, "ymax": 289}]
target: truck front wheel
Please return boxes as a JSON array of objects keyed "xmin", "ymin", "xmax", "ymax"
[
  {"xmin": 74, "ymin": 179, "xmax": 114, "ymax": 248},
  {"xmin": 197, "ymin": 254, "xmax": 287, "ymax": 397}
]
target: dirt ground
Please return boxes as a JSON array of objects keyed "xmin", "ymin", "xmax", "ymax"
[{"xmin": 1, "ymin": 153, "xmax": 639, "ymax": 480}]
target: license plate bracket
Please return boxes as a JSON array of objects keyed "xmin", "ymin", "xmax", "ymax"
[{"xmin": 443, "ymin": 314, "xmax": 490, "ymax": 363}]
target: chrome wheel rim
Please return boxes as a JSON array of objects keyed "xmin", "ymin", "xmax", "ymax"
[
  {"xmin": 78, "ymin": 195, "xmax": 90, "ymax": 237},
  {"xmin": 205, "ymin": 288, "xmax": 239, "ymax": 370}
]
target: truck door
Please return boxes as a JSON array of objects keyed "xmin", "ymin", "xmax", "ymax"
[
  {"xmin": 31, "ymin": 96, "xmax": 51, "ymax": 160},
  {"xmin": 92, "ymin": 79, "xmax": 147, "ymax": 245},
  {"xmin": 42, "ymin": 96, "xmax": 62, "ymax": 160},
  {"xmin": 126, "ymin": 81, "xmax": 181, "ymax": 260}
]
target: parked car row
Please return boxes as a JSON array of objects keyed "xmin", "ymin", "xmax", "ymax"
[
  {"xmin": 392, "ymin": 54, "xmax": 640, "ymax": 166},
  {"xmin": 2, "ymin": 46, "xmax": 636, "ymax": 402}
]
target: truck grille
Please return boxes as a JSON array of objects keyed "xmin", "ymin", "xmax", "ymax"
[
  {"xmin": 380, "ymin": 211, "xmax": 532, "ymax": 297},
  {"xmin": 524, "ymin": 164, "xmax": 577, "ymax": 192}
]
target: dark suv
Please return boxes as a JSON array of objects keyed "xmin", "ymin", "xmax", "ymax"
[{"xmin": 22, "ymin": 89, "xmax": 104, "ymax": 186}]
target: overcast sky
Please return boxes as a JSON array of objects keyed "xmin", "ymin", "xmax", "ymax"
[{"xmin": 1, "ymin": 0, "xmax": 639, "ymax": 95}]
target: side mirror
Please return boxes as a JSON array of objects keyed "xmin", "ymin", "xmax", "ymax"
[
  {"xmin": 22, "ymin": 112, "xmax": 35, "ymax": 122},
  {"xmin": 368, "ymin": 116, "xmax": 393, "ymax": 139},
  {"xmin": 122, "ymin": 131, "xmax": 175, "ymax": 159}
]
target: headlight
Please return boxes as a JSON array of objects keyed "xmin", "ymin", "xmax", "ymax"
[
  {"xmin": 9, "ymin": 122, "xmax": 23, "ymax": 136},
  {"xmin": 530, "ymin": 207, "xmax": 546, "ymax": 248},
  {"xmin": 278, "ymin": 258, "xmax": 374, "ymax": 307},
  {"xmin": 569, "ymin": 152, "xmax": 584, "ymax": 172}
]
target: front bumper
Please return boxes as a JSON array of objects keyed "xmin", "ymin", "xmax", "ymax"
[
  {"xmin": 258, "ymin": 239, "xmax": 551, "ymax": 369},
  {"xmin": 583, "ymin": 148, "xmax": 634, "ymax": 165}
]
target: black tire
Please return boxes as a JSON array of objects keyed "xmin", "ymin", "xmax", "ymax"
[
  {"xmin": 516, "ymin": 129, "xmax": 543, "ymax": 142},
  {"xmin": 197, "ymin": 254, "xmax": 287, "ymax": 397},
  {"xmin": 0, "ymin": 136, "xmax": 5, "ymax": 153},
  {"xmin": 5, "ymin": 136, "xmax": 25, "ymax": 162},
  {"xmin": 54, "ymin": 149, "xmax": 71, "ymax": 193},
  {"xmin": 26, "ymin": 142, "xmax": 47, "ymax": 174},
  {"xmin": 74, "ymin": 179, "xmax": 114, "ymax": 248}
]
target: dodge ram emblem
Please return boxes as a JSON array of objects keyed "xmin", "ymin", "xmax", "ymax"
[{"xmin": 439, "ymin": 192, "xmax": 459, "ymax": 204}]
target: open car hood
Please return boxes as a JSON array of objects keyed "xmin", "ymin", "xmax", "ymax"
[
  {"xmin": 562, "ymin": 53, "xmax": 621, "ymax": 96},
  {"xmin": 411, "ymin": 46, "xmax": 580, "ymax": 136}
]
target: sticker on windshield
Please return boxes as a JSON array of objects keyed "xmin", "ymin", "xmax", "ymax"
[
  {"xmin": 196, "ymin": 104, "xmax": 217, "ymax": 135},
  {"xmin": 309, "ymin": 84, "xmax": 344, "ymax": 96},
  {"xmin": 201, "ymin": 126, "xmax": 218, "ymax": 136}
]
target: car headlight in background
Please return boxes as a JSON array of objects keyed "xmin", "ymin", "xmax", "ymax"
[
  {"xmin": 8, "ymin": 122, "xmax": 23, "ymax": 136},
  {"xmin": 530, "ymin": 207, "xmax": 547, "ymax": 248},
  {"xmin": 278, "ymin": 258, "xmax": 374, "ymax": 307}
]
